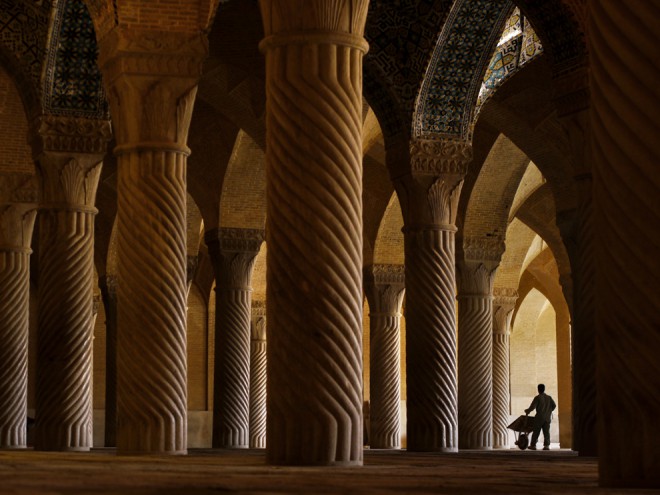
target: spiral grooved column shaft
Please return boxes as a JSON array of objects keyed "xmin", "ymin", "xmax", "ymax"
[
  {"xmin": 116, "ymin": 150, "xmax": 187, "ymax": 454},
  {"xmin": 458, "ymin": 296, "xmax": 493, "ymax": 449},
  {"xmin": 492, "ymin": 332, "xmax": 510, "ymax": 448},
  {"xmin": 370, "ymin": 314, "xmax": 401, "ymax": 449},
  {"xmin": 250, "ymin": 339, "xmax": 267, "ymax": 449},
  {"xmin": 405, "ymin": 229, "xmax": 458, "ymax": 452},
  {"xmin": 214, "ymin": 288, "xmax": 252, "ymax": 448},
  {"xmin": 572, "ymin": 178, "xmax": 596, "ymax": 455},
  {"xmin": 35, "ymin": 209, "xmax": 95, "ymax": 451},
  {"xmin": 590, "ymin": 1, "xmax": 660, "ymax": 487},
  {"xmin": 263, "ymin": 40, "xmax": 365, "ymax": 466},
  {"xmin": 0, "ymin": 251, "xmax": 30, "ymax": 448}
]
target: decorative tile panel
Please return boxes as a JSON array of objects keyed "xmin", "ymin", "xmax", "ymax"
[
  {"xmin": 475, "ymin": 11, "xmax": 543, "ymax": 111},
  {"xmin": 42, "ymin": 0, "xmax": 108, "ymax": 118},
  {"xmin": 414, "ymin": 0, "xmax": 512, "ymax": 139},
  {"xmin": 0, "ymin": 0, "xmax": 51, "ymax": 91},
  {"xmin": 364, "ymin": 0, "xmax": 453, "ymax": 138}
]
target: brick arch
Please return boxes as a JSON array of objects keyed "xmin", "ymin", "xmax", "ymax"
[
  {"xmin": 84, "ymin": 0, "xmax": 220, "ymax": 38},
  {"xmin": 373, "ymin": 192, "xmax": 404, "ymax": 266},
  {"xmin": 0, "ymin": 63, "xmax": 35, "ymax": 175},
  {"xmin": 219, "ymin": 130, "xmax": 266, "ymax": 230},
  {"xmin": 458, "ymin": 133, "xmax": 529, "ymax": 257},
  {"xmin": 414, "ymin": 0, "xmax": 513, "ymax": 140},
  {"xmin": 477, "ymin": 58, "xmax": 577, "ymax": 215},
  {"xmin": 187, "ymin": 99, "xmax": 240, "ymax": 229}
]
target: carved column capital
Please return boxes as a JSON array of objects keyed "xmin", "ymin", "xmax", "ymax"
[
  {"xmin": 98, "ymin": 28, "xmax": 208, "ymax": 83},
  {"xmin": 492, "ymin": 288, "xmax": 518, "ymax": 335},
  {"xmin": 409, "ymin": 138, "xmax": 472, "ymax": 176},
  {"xmin": 31, "ymin": 115, "xmax": 112, "ymax": 156},
  {"xmin": 251, "ymin": 302, "xmax": 267, "ymax": 341},
  {"xmin": 0, "ymin": 175, "xmax": 38, "ymax": 251},
  {"xmin": 396, "ymin": 138, "xmax": 471, "ymax": 230},
  {"xmin": 456, "ymin": 260, "xmax": 497, "ymax": 297},
  {"xmin": 462, "ymin": 235, "xmax": 505, "ymax": 264},
  {"xmin": 364, "ymin": 264, "xmax": 405, "ymax": 316},
  {"xmin": 259, "ymin": 0, "xmax": 370, "ymax": 39},
  {"xmin": 97, "ymin": 28, "xmax": 207, "ymax": 154}
]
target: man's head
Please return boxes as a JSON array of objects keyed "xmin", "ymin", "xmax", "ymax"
[{"xmin": 538, "ymin": 384, "xmax": 546, "ymax": 393}]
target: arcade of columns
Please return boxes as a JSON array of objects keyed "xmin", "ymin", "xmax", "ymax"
[{"xmin": 0, "ymin": 0, "xmax": 657, "ymax": 489}]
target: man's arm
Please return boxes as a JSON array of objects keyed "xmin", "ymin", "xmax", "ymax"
[{"xmin": 525, "ymin": 396, "xmax": 538, "ymax": 414}]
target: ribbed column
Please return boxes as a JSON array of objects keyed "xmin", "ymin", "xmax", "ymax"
[
  {"xmin": 492, "ymin": 288, "xmax": 517, "ymax": 449},
  {"xmin": 589, "ymin": 1, "xmax": 660, "ymax": 487},
  {"xmin": 554, "ymin": 69, "xmax": 594, "ymax": 455},
  {"xmin": 98, "ymin": 29, "xmax": 208, "ymax": 454},
  {"xmin": 30, "ymin": 116, "xmax": 110, "ymax": 452},
  {"xmin": 364, "ymin": 265, "xmax": 405, "ymax": 449},
  {"xmin": 249, "ymin": 301, "xmax": 267, "ymax": 449},
  {"xmin": 99, "ymin": 274, "xmax": 117, "ymax": 447},
  {"xmin": 259, "ymin": 0, "xmax": 369, "ymax": 466},
  {"xmin": 457, "ymin": 244, "xmax": 501, "ymax": 450},
  {"xmin": 397, "ymin": 139, "xmax": 469, "ymax": 452},
  {"xmin": 206, "ymin": 227, "xmax": 264, "ymax": 448},
  {"xmin": 0, "ymin": 188, "xmax": 37, "ymax": 449}
]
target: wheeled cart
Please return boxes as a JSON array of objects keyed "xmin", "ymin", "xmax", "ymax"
[{"xmin": 507, "ymin": 414, "xmax": 535, "ymax": 450}]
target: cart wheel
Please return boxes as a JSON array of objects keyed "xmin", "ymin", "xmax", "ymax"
[{"xmin": 518, "ymin": 433, "xmax": 529, "ymax": 450}]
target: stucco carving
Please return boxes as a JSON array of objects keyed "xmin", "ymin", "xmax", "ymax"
[
  {"xmin": 410, "ymin": 138, "xmax": 472, "ymax": 175},
  {"xmin": 32, "ymin": 115, "xmax": 112, "ymax": 155}
]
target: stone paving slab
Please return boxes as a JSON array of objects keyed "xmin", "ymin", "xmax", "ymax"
[{"xmin": 0, "ymin": 448, "xmax": 655, "ymax": 494}]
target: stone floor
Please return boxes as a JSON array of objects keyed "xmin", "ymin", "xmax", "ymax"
[{"xmin": 0, "ymin": 448, "xmax": 656, "ymax": 494}]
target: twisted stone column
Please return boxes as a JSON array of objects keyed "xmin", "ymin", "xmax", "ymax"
[
  {"xmin": 0, "ymin": 178, "xmax": 37, "ymax": 449},
  {"xmin": 98, "ymin": 29, "xmax": 207, "ymax": 454},
  {"xmin": 206, "ymin": 227, "xmax": 264, "ymax": 448},
  {"xmin": 259, "ymin": 0, "xmax": 369, "ymax": 465},
  {"xmin": 589, "ymin": 1, "xmax": 660, "ymax": 487},
  {"xmin": 99, "ymin": 274, "xmax": 117, "ymax": 447},
  {"xmin": 492, "ymin": 288, "xmax": 517, "ymax": 449},
  {"xmin": 250, "ymin": 301, "xmax": 267, "ymax": 449},
  {"xmin": 31, "ymin": 116, "xmax": 110, "ymax": 451},
  {"xmin": 456, "ymin": 237, "xmax": 502, "ymax": 450},
  {"xmin": 398, "ymin": 138, "xmax": 470, "ymax": 452},
  {"xmin": 364, "ymin": 264, "xmax": 405, "ymax": 449},
  {"xmin": 554, "ymin": 70, "xmax": 595, "ymax": 455}
]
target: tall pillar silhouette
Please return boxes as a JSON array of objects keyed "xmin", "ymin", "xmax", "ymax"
[
  {"xmin": 0, "ymin": 177, "xmax": 37, "ymax": 449},
  {"xmin": 456, "ymin": 237, "xmax": 503, "ymax": 449},
  {"xmin": 364, "ymin": 264, "xmax": 405, "ymax": 449},
  {"xmin": 589, "ymin": 1, "xmax": 660, "ymax": 487},
  {"xmin": 259, "ymin": 0, "xmax": 369, "ymax": 465},
  {"xmin": 206, "ymin": 227, "xmax": 264, "ymax": 448},
  {"xmin": 554, "ymin": 66, "xmax": 596, "ymax": 456},
  {"xmin": 99, "ymin": 274, "xmax": 117, "ymax": 447},
  {"xmin": 31, "ymin": 115, "xmax": 110, "ymax": 451},
  {"xmin": 492, "ymin": 288, "xmax": 517, "ymax": 449},
  {"xmin": 249, "ymin": 301, "xmax": 267, "ymax": 449},
  {"xmin": 397, "ymin": 138, "xmax": 470, "ymax": 452},
  {"xmin": 98, "ymin": 29, "xmax": 207, "ymax": 454}
]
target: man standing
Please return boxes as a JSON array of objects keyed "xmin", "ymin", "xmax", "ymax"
[{"xmin": 525, "ymin": 384, "xmax": 557, "ymax": 450}]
